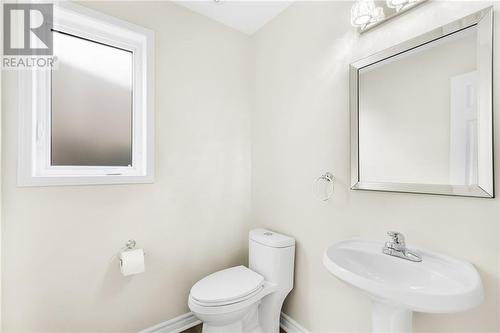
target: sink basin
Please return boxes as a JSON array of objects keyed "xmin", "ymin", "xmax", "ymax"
[{"xmin": 323, "ymin": 239, "xmax": 483, "ymax": 332}]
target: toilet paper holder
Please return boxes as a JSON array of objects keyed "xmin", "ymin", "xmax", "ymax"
[
  {"xmin": 120, "ymin": 239, "xmax": 146, "ymax": 255},
  {"xmin": 123, "ymin": 239, "xmax": 136, "ymax": 251},
  {"xmin": 119, "ymin": 240, "xmax": 146, "ymax": 276}
]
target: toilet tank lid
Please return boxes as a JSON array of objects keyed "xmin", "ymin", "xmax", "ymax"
[{"xmin": 249, "ymin": 229, "xmax": 295, "ymax": 248}]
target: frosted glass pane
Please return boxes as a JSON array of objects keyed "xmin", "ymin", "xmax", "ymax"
[{"xmin": 51, "ymin": 31, "xmax": 133, "ymax": 166}]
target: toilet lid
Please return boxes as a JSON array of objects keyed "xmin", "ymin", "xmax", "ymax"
[{"xmin": 190, "ymin": 266, "xmax": 264, "ymax": 305}]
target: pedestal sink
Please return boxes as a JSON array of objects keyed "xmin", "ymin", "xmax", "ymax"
[{"xmin": 323, "ymin": 239, "xmax": 484, "ymax": 333}]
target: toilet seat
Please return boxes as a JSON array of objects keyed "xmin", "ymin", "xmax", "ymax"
[
  {"xmin": 190, "ymin": 266, "xmax": 264, "ymax": 306},
  {"xmin": 188, "ymin": 266, "xmax": 278, "ymax": 316},
  {"xmin": 191, "ymin": 284, "xmax": 264, "ymax": 307},
  {"xmin": 189, "ymin": 280, "xmax": 277, "ymax": 316}
]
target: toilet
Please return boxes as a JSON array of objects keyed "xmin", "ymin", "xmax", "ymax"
[{"xmin": 188, "ymin": 229, "xmax": 295, "ymax": 333}]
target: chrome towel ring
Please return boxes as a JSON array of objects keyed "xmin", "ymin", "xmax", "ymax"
[{"xmin": 313, "ymin": 172, "xmax": 334, "ymax": 202}]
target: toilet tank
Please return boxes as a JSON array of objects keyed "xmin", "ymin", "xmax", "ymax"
[{"xmin": 249, "ymin": 229, "xmax": 295, "ymax": 292}]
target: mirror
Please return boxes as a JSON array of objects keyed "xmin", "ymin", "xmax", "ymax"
[
  {"xmin": 350, "ymin": 7, "xmax": 493, "ymax": 197},
  {"xmin": 51, "ymin": 31, "xmax": 133, "ymax": 167}
]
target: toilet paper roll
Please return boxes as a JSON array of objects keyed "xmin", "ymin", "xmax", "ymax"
[{"xmin": 120, "ymin": 249, "xmax": 145, "ymax": 276}]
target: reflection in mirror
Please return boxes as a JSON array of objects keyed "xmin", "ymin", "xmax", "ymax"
[
  {"xmin": 358, "ymin": 27, "xmax": 477, "ymax": 185},
  {"xmin": 51, "ymin": 31, "xmax": 133, "ymax": 166},
  {"xmin": 350, "ymin": 7, "xmax": 493, "ymax": 197}
]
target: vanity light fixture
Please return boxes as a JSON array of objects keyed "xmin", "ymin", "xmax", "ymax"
[
  {"xmin": 386, "ymin": 0, "xmax": 419, "ymax": 11},
  {"xmin": 386, "ymin": 0, "xmax": 409, "ymax": 10},
  {"xmin": 350, "ymin": 0, "xmax": 383, "ymax": 27},
  {"xmin": 352, "ymin": 0, "xmax": 426, "ymax": 33}
]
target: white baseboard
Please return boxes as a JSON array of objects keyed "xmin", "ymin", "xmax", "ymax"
[
  {"xmin": 137, "ymin": 312, "xmax": 201, "ymax": 333},
  {"xmin": 280, "ymin": 313, "xmax": 309, "ymax": 333},
  {"xmin": 139, "ymin": 312, "xmax": 308, "ymax": 333}
]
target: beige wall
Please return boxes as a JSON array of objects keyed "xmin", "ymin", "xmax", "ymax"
[
  {"xmin": 1, "ymin": 2, "xmax": 252, "ymax": 332},
  {"xmin": 252, "ymin": 1, "xmax": 500, "ymax": 332}
]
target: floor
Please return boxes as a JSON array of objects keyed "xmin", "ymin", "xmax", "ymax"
[
  {"xmin": 181, "ymin": 325, "xmax": 286, "ymax": 333},
  {"xmin": 182, "ymin": 324, "xmax": 202, "ymax": 333}
]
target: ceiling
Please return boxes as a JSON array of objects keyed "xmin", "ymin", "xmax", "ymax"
[{"xmin": 173, "ymin": 1, "xmax": 293, "ymax": 35}]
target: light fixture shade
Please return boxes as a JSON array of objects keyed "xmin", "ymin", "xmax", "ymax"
[
  {"xmin": 371, "ymin": 7, "xmax": 385, "ymax": 22},
  {"xmin": 386, "ymin": 0, "xmax": 410, "ymax": 9},
  {"xmin": 351, "ymin": 0, "xmax": 376, "ymax": 26}
]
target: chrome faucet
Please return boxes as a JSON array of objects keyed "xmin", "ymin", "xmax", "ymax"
[{"xmin": 382, "ymin": 231, "xmax": 422, "ymax": 262}]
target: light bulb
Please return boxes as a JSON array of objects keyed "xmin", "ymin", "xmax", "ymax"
[
  {"xmin": 371, "ymin": 7, "xmax": 385, "ymax": 22},
  {"xmin": 351, "ymin": 0, "xmax": 385, "ymax": 27},
  {"xmin": 351, "ymin": 0, "xmax": 376, "ymax": 26},
  {"xmin": 386, "ymin": 0, "xmax": 409, "ymax": 9}
]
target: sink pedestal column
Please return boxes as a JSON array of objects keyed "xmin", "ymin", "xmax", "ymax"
[{"xmin": 372, "ymin": 301, "xmax": 412, "ymax": 333}]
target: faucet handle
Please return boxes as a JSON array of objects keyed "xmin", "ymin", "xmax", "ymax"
[{"xmin": 387, "ymin": 231, "xmax": 405, "ymax": 244}]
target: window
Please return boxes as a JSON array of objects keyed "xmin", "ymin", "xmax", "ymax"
[
  {"xmin": 18, "ymin": 3, "xmax": 155, "ymax": 186},
  {"xmin": 51, "ymin": 31, "xmax": 133, "ymax": 167}
]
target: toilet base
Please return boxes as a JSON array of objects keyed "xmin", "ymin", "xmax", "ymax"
[
  {"xmin": 201, "ymin": 303, "xmax": 260, "ymax": 333},
  {"xmin": 203, "ymin": 324, "xmax": 263, "ymax": 333},
  {"xmin": 202, "ymin": 321, "xmax": 243, "ymax": 333}
]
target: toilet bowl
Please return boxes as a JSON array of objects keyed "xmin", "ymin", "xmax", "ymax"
[{"xmin": 188, "ymin": 229, "xmax": 295, "ymax": 333}]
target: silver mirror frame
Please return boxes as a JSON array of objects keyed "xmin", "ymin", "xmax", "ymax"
[{"xmin": 350, "ymin": 7, "xmax": 494, "ymax": 198}]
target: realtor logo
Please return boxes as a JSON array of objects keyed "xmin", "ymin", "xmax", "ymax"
[{"xmin": 3, "ymin": 3, "xmax": 53, "ymax": 55}]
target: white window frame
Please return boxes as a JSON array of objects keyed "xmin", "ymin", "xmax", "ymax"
[{"xmin": 18, "ymin": 2, "xmax": 155, "ymax": 186}]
